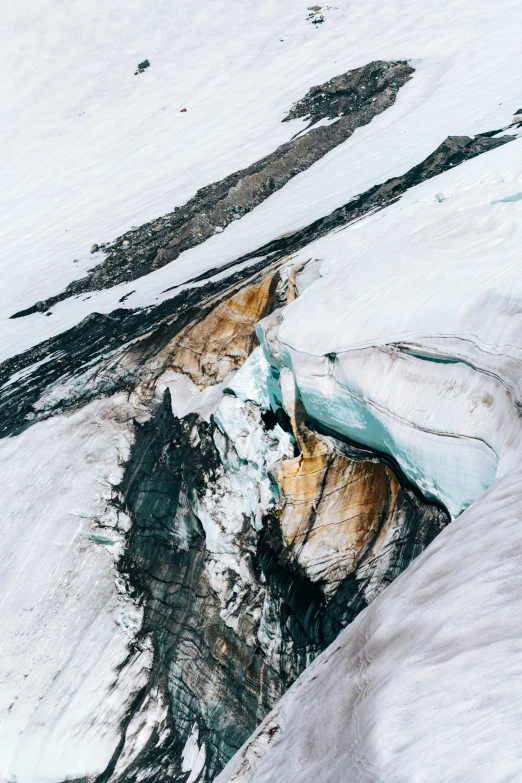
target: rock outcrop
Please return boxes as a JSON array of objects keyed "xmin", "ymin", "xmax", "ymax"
[{"xmin": 11, "ymin": 60, "xmax": 415, "ymax": 317}]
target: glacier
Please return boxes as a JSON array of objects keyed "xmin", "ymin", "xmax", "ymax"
[
  {"xmin": 0, "ymin": 395, "xmax": 152, "ymax": 781},
  {"xmin": 257, "ymin": 138, "xmax": 522, "ymax": 517},
  {"xmin": 2, "ymin": 0, "xmax": 522, "ymax": 781}
]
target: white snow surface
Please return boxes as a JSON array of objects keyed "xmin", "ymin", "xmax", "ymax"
[
  {"xmin": 3, "ymin": 0, "xmax": 522, "ymax": 361},
  {"xmin": 181, "ymin": 723, "xmax": 207, "ymax": 783},
  {"xmin": 0, "ymin": 395, "xmax": 151, "ymax": 783}
]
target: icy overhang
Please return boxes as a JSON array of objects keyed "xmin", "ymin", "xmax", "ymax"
[{"xmin": 260, "ymin": 140, "xmax": 522, "ymax": 517}]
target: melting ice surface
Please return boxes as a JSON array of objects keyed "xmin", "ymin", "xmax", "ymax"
[
  {"xmin": 490, "ymin": 190, "xmax": 522, "ymax": 203},
  {"xmin": 260, "ymin": 138, "xmax": 522, "ymax": 518}
]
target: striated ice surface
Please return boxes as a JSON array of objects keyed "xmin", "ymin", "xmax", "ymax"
[{"xmin": 253, "ymin": 139, "xmax": 522, "ymax": 517}]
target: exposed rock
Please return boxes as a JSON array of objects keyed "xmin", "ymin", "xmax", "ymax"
[
  {"xmin": 276, "ymin": 412, "xmax": 434, "ymax": 594},
  {"xmin": 91, "ymin": 243, "xmax": 99, "ymax": 253},
  {"xmin": 168, "ymin": 272, "xmax": 280, "ymax": 386},
  {"xmin": 12, "ymin": 60, "xmax": 414, "ymax": 316},
  {"xmin": 0, "ymin": 260, "xmax": 285, "ymax": 439},
  {"xmin": 135, "ymin": 59, "xmax": 150, "ymax": 75},
  {"xmin": 284, "ymin": 61, "xmax": 412, "ymax": 125}
]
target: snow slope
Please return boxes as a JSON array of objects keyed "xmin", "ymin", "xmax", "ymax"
[
  {"xmin": 0, "ymin": 395, "xmax": 151, "ymax": 782},
  {"xmin": 3, "ymin": 0, "xmax": 522, "ymax": 361}
]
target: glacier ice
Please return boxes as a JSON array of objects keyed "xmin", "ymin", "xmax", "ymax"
[
  {"xmin": 253, "ymin": 141, "xmax": 522, "ymax": 517},
  {"xmin": 3, "ymin": 0, "xmax": 522, "ymax": 779}
]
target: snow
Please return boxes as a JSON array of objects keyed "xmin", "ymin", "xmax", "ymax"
[
  {"xmin": 207, "ymin": 389, "xmax": 293, "ymax": 540},
  {"xmin": 181, "ymin": 723, "xmax": 207, "ymax": 783},
  {"xmin": 158, "ymin": 369, "xmax": 234, "ymax": 422},
  {"xmin": 111, "ymin": 687, "xmax": 169, "ymax": 778},
  {"xmin": 3, "ymin": 0, "xmax": 522, "ymax": 364},
  {"xmin": 216, "ymin": 467, "xmax": 522, "ymax": 783},
  {"xmin": 0, "ymin": 395, "xmax": 151, "ymax": 783}
]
